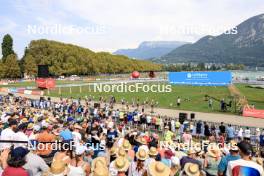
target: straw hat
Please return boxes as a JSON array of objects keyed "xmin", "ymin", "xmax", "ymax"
[
  {"xmin": 149, "ymin": 161, "xmax": 170, "ymax": 176},
  {"xmin": 114, "ymin": 157, "xmax": 130, "ymax": 172},
  {"xmin": 92, "ymin": 166, "xmax": 109, "ymax": 176},
  {"xmin": 27, "ymin": 123, "xmax": 34, "ymax": 129},
  {"xmin": 207, "ymin": 144, "xmax": 221, "ymax": 158},
  {"xmin": 122, "ymin": 140, "xmax": 132, "ymax": 151},
  {"xmin": 230, "ymin": 141, "xmax": 239, "ymax": 151},
  {"xmin": 136, "ymin": 149, "xmax": 148, "ymax": 161},
  {"xmin": 21, "ymin": 118, "xmax": 28, "ymax": 123},
  {"xmin": 187, "ymin": 149, "xmax": 196, "ymax": 155},
  {"xmin": 136, "ymin": 137, "xmax": 147, "ymax": 145},
  {"xmin": 149, "ymin": 147, "xmax": 158, "ymax": 156},
  {"xmin": 49, "ymin": 160, "xmax": 67, "ymax": 176},
  {"xmin": 91, "ymin": 157, "xmax": 107, "ymax": 171},
  {"xmin": 256, "ymin": 158, "xmax": 263, "ymax": 166},
  {"xmin": 110, "ymin": 146, "xmax": 118, "ymax": 156},
  {"xmin": 184, "ymin": 163, "xmax": 200, "ymax": 176},
  {"xmin": 117, "ymin": 148, "xmax": 127, "ymax": 158}
]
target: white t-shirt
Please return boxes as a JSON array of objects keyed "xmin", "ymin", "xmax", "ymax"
[
  {"xmin": 227, "ymin": 159, "xmax": 263, "ymax": 176},
  {"xmin": 1, "ymin": 113, "xmax": 9, "ymax": 123},
  {"xmin": 13, "ymin": 131, "xmax": 29, "ymax": 148},
  {"xmin": 238, "ymin": 129, "xmax": 243, "ymax": 138},
  {"xmin": 0, "ymin": 128, "xmax": 16, "ymax": 149},
  {"xmin": 244, "ymin": 129, "xmax": 251, "ymax": 138},
  {"xmin": 146, "ymin": 116, "xmax": 151, "ymax": 123},
  {"xmin": 72, "ymin": 131, "xmax": 82, "ymax": 145}
]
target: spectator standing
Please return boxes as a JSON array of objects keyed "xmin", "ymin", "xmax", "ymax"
[{"xmin": 227, "ymin": 141, "xmax": 263, "ymax": 176}]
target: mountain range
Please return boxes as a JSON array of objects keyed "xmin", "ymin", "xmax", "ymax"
[
  {"xmin": 152, "ymin": 14, "xmax": 264, "ymax": 66},
  {"xmin": 113, "ymin": 41, "xmax": 189, "ymax": 59}
]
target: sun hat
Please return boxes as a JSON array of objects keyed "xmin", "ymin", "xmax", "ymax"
[
  {"xmin": 27, "ymin": 123, "xmax": 34, "ymax": 129},
  {"xmin": 117, "ymin": 148, "xmax": 127, "ymax": 157},
  {"xmin": 110, "ymin": 146, "xmax": 118, "ymax": 156},
  {"xmin": 21, "ymin": 118, "xmax": 28, "ymax": 123},
  {"xmin": 50, "ymin": 160, "xmax": 67, "ymax": 176},
  {"xmin": 149, "ymin": 161, "xmax": 170, "ymax": 176},
  {"xmin": 92, "ymin": 166, "xmax": 109, "ymax": 176},
  {"xmin": 256, "ymin": 157, "xmax": 263, "ymax": 166},
  {"xmin": 184, "ymin": 163, "xmax": 200, "ymax": 176},
  {"xmin": 149, "ymin": 147, "xmax": 158, "ymax": 156},
  {"xmin": 187, "ymin": 149, "xmax": 196, "ymax": 155},
  {"xmin": 207, "ymin": 144, "xmax": 221, "ymax": 158},
  {"xmin": 122, "ymin": 140, "xmax": 132, "ymax": 151},
  {"xmin": 91, "ymin": 157, "xmax": 107, "ymax": 171},
  {"xmin": 136, "ymin": 148, "xmax": 148, "ymax": 161},
  {"xmin": 136, "ymin": 136, "xmax": 147, "ymax": 145},
  {"xmin": 114, "ymin": 157, "xmax": 130, "ymax": 172},
  {"xmin": 229, "ymin": 141, "xmax": 239, "ymax": 151}
]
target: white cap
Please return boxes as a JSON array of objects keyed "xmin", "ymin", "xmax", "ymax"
[
  {"xmin": 33, "ymin": 125, "xmax": 41, "ymax": 131},
  {"xmin": 171, "ymin": 156, "xmax": 180, "ymax": 166}
]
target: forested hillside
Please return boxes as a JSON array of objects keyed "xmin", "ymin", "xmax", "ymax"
[{"xmin": 21, "ymin": 39, "xmax": 162, "ymax": 76}]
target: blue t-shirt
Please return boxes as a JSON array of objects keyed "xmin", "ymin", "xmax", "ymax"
[
  {"xmin": 260, "ymin": 135, "xmax": 264, "ymax": 146},
  {"xmin": 60, "ymin": 129, "xmax": 73, "ymax": 140},
  {"xmin": 218, "ymin": 154, "xmax": 241, "ymax": 174},
  {"xmin": 127, "ymin": 114, "xmax": 133, "ymax": 122},
  {"xmin": 227, "ymin": 127, "xmax": 235, "ymax": 138},
  {"xmin": 107, "ymin": 130, "xmax": 118, "ymax": 142}
]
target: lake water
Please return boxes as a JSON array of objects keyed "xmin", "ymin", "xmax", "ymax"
[{"xmin": 232, "ymin": 70, "xmax": 264, "ymax": 81}]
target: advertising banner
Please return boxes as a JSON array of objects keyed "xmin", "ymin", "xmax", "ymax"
[
  {"xmin": 168, "ymin": 71, "xmax": 232, "ymax": 86},
  {"xmin": 243, "ymin": 107, "xmax": 264, "ymax": 119}
]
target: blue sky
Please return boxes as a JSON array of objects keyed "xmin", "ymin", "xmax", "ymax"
[{"xmin": 0, "ymin": 0, "xmax": 264, "ymax": 58}]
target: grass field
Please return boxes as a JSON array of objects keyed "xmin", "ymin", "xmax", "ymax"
[
  {"xmin": 44, "ymin": 82, "xmax": 231, "ymax": 113},
  {"xmin": 236, "ymin": 84, "xmax": 264, "ymax": 109},
  {"xmin": 2, "ymin": 80, "xmax": 264, "ymax": 114}
]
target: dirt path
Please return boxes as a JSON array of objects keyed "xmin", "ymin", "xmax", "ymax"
[{"xmin": 228, "ymin": 84, "xmax": 248, "ymax": 107}]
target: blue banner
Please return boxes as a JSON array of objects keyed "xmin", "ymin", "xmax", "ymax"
[{"xmin": 168, "ymin": 71, "xmax": 232, "ymax": 86}]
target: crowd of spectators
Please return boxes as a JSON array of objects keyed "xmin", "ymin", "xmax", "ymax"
[{"xmin": 0, "ymin": 94, "xmax": 263, "ymax": 176}]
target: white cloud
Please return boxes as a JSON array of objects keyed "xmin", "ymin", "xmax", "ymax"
[{"xmin": 1, "ymin": 0, "xmax": 264, "ymax": 57}]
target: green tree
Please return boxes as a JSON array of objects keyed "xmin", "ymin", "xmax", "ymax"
[
  {"xmin": 1, "ymin": 34, "xmax": 15, "ymax": 61},
  {"xmin": 0, "ymin": 62, "xmax": 5, "ymax": 78},
  {"xmin": 3, "ymin": 54, "xmax": 21, "ymax": 78},
  {"xmin": 23, "ymin": 54, "xmax": 37, "ymax": 77}
]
